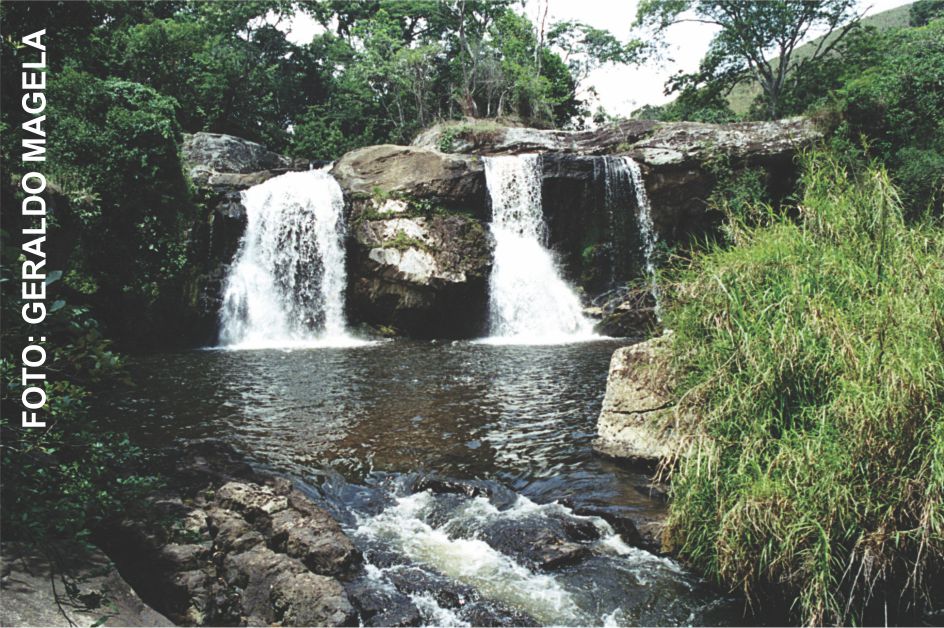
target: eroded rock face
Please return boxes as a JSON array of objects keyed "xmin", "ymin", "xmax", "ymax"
[
  {"xmin": 593, "ymin": 335, "xmax": 679, "ymax": 464},
  {"xmin": 347, "ymin": 204, "xmax": 493, "ymax": 337},
  {"xmin": 333, "ymin": 145, "xmax": 486, "ymax": 216},
  {"xmin": 93, "ymin": 442, "xmax": 360, "ymax": 627}
]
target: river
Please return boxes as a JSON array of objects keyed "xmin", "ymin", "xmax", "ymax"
[{"xmin": 100, "ymin": 339, "xmax": 742, "ymax": 626}]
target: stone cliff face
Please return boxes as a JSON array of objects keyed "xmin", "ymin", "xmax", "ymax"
[
  {"xmin": 181, "ymin": 118, "xmax": 819, "ymax": 343},
  {"xmin": 333, "ymin": 146, "xmax": 492, "ymax": 337}
]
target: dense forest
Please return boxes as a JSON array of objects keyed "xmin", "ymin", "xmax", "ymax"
[{"xmin": 1, "ymin": 1, "xmax": 943, "ymax": 626}]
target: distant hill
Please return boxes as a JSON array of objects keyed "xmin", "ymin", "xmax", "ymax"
[{"xmin": 725, "ymin": 3, "xmax": 912, "ymax": 115}]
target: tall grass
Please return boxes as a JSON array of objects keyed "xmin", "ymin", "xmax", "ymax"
[{"xmin": 662, "ymin": 152, "xmax": 944, "ymax": 625}]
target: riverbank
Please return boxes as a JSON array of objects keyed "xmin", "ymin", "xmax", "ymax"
[{"xmin": 594, "ymin": 154, "xmax": 944, "ymax": 625}]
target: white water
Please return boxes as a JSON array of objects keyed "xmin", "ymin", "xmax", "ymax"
[
  {"xmin": 623, "ymin": 157, "xmax": 662, "ymax": 314},
  {"xmin": 353, "ymin": 489, "xmax": 689, "ymax": 626},
  {"xmin": 219, "ymin": 170, "xmax": 363, "ymax": 349},
  {"xmin": 482, "ymin": 155, "xmax": 596, "ymax": 344}
]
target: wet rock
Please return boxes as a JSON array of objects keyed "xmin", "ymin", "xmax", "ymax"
[
  {"xmin": 460, "ymin": 601, "xmax": 540, "ymax": 627},
  {"xmin": 0, "ymin": 542, "xmax": 173, "ymax": 627},
  {"xmin": 348, "ymin": 213, "xmax": 492, "ymax": 338},
  {"xmin": 385, "ymin": 567, "xmax": 478, "ymax": 609},
  {"xmin": 480, "ymin": 521, "xmax": 591, "ymax": 571},
  {"xmin": 564, "ymin": 503, "xmax": 646, "ymax": 548},
  {"xmin": 593, "ymin": 334, "xmax": 679, "ymax": 464},
  {"xmin": 268, "ymin": 507, "xmax": 362, "ymax": 577},
  {"xmin": 270, "ymin": 571, "xmax": 357, "ymax": 627},
  {"xmin": 549, "ymin": 513, "xmax": 602, "ymax": 543},
  {"xmin": 413, "ymin": 476, "xmax": 495, "ymax": 499},
  {"xmin": 347, "ymin": 580, "xmax": 423, "ymax": 627}
]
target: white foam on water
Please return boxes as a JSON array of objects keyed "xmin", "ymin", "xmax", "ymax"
[
  {"xmin": 353, "ymin": 491, "xmax": 582, "ymax": 625},
  {"xmin": 482, "ymin": 155, "xmax": 598, "ymax": 345},
  {"xmin": 219, "ymin": 169, "xmax": 366, "ymax": 349}
]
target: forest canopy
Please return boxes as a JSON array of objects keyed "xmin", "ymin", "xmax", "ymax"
[{"xmin": 1, "ymin": 0, "xmax": 632, "ymax": 160}]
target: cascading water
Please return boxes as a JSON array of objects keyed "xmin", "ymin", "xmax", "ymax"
[
  {"xmin": 219, "ymin": 169, "xmax": 358, "ymax": 349},
  {"xmin": 483, "ymin": 154, "xmax": 596, "ymax": 343},
  {"xmin": 600, "ymin": 156, "xmax": 662, "ymax": 314}
]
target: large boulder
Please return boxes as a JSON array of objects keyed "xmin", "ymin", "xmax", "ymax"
[
  {"xmin": 92, "ymin": 442, "xmax": 360, "ymax": 627},
  {"xmin": 333, "ymin": 144, "xmax": 486, "ymax": 216},
  {"xmin": 0, "ymin": 542, "xmax": 173, "ymax": 627},
  {"xmin": 593, "ymin": 335, "xmax": 680, "ymax": 464},
  {"xmin": 347, "ymin": 206, "xmax": 493, "ymax": 338},
  {"xmin": 182, "ymin": 132, "xmax": 305, "ymax": 187}
]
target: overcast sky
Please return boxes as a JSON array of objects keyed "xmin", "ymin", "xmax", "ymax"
[{"xmin": 284, "ymin": 0, "xmax": 913, "ymax": 118}]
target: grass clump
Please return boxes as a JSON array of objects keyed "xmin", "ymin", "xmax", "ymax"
[{"xmin": 662, "ymin": 151, "xmax": 944, "ymax": 625}]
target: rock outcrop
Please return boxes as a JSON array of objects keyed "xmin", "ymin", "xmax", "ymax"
[
  {"xmin": 1, "ymin": 542, "xmax": 173, "ymax": 627},
  {"xmin": 179, "ymin": 118, "xmax": 820, "ymax": 343},
  {"xmin": 333, "ymin": 145, "xmax": 486, "ymax": 215},
  {"xmin": 334, "ymin": 145, "xmax": 492, "ymax": 337},
  {"xmin": 593, "ymin": 335, "xmax": 680, "ymax": 464},
  {"xmin": 413, "ymin": 117, "xmax": 819, "ymax": 245},
  {"xmin": 93, "ymin": 441, "xmax": 360, "ymax": 627},
  {"xmin": 347, "ymin": 211, "xmax": 492, "ymax": 337}
]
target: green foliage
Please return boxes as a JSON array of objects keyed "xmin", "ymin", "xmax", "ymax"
[
  {"xmin": 910, "ymin": 0, "xmax": 944, "ymax": 26},
  {"xmin": 636, "ymin": 86, "xmax": 737, "ymax": 123},
  {"xmin": 705, "ymin": 163, "xmax": 773, "ymax": 244},
  {"xmin": 634, "ymin": 0, "xmax": 861, "ymax": 119},
  {"xmin": 662, "ymin": 152, "xmax": 944, "ymax": 625},
  {"xmin": 0, "ymin": 236, "xmax": 159, "ymax": 541},
  {"xmin": 384, "ymin": 230, "xmax": 430, "ymax": 252},
  {"xmin": 825, "ymin": 19, "xmax": 944, "ymax": 216},
  {"xmin": 47, "ymin": 69, "xmax": 194, "ymax": 342}
]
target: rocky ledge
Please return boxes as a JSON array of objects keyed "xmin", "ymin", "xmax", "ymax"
[
  {"xmin": 593, "ymin": 334, "xmax": 680, "ymax": 465},
  {"xmin": 91, "ymin": 441, "xmax": 360, "ymax": 627},
  {"xmin": 178, "ymin": 117, "xmax": 820, "ymax": 343}
]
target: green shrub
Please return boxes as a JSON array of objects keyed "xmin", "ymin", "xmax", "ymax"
[
  {"xmin": 0, "ymin": 236, "xmax": 159, "ymax": 541},
  {"xmin": 829, "ymin": 20, "xmax": 944, "ymax": 216},
  {"xmin": 662, "ymin": 152, "xmax": 944, "ymax": 625},
  {"xmin": 49, "ymin": 69, "xmax": 194, "ymax": 345}
]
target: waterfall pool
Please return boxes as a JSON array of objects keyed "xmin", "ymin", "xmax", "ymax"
[{"xmin": 100, "ymin": 339, "xmax": 743, "ymax": 626}]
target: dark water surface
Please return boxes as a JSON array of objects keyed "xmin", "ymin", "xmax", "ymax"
[{"xmin": 102, "ymin": 339, "xmax": 741, "ymax": 626}]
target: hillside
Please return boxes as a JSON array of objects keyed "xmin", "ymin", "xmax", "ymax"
[{"xmin": 725, "ymin": 3, "xmax": 911, "ymax": 114}]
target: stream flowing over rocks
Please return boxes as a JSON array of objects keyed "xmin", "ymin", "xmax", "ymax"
[{"xmin": 76, "ymin": 116, "xmax": 822, "ymax": 627}]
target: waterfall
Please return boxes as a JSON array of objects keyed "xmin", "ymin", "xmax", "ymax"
[
  {"xmin": 624, "ymin": 157, "xmax": 662, "ymax": 314},
  {"xmin": 483, "ymin": 154, "xmax": 596, "ymax": 344},
  {"xmin": 602, "ymin": 156, "xmax": 661, "ymax": 314},
  {"xmin": 219, "ymin": 169, "xmax": 358, "ymax": 349}
]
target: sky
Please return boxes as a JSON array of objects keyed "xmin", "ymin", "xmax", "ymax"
[{"xmin": 283, "ymin": 0, "xmax": 914, "ymax": 118}]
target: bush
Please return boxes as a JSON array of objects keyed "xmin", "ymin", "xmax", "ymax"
[
  {"xmin": 49, "ymin": 69, "xmax": 194, "ymax": 345},
  {"xmin": 0, "ymin": 235, "xmax": 159, "ymax": 541},
  {"xmin": 662, "ymin": 152, "xmax": 944, "ymax": 625},
  {"xmin": 828, "ymin": 19, "xmax": 944, "ymax": 216}
]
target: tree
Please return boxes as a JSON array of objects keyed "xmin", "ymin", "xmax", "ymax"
[
  {"xmin": 634, "ymin": 0, "xmax": 863, "ymax": 119},
  {"xmin": 909, "ymin": 0, "xmax": 944, "ymax": 26}
]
